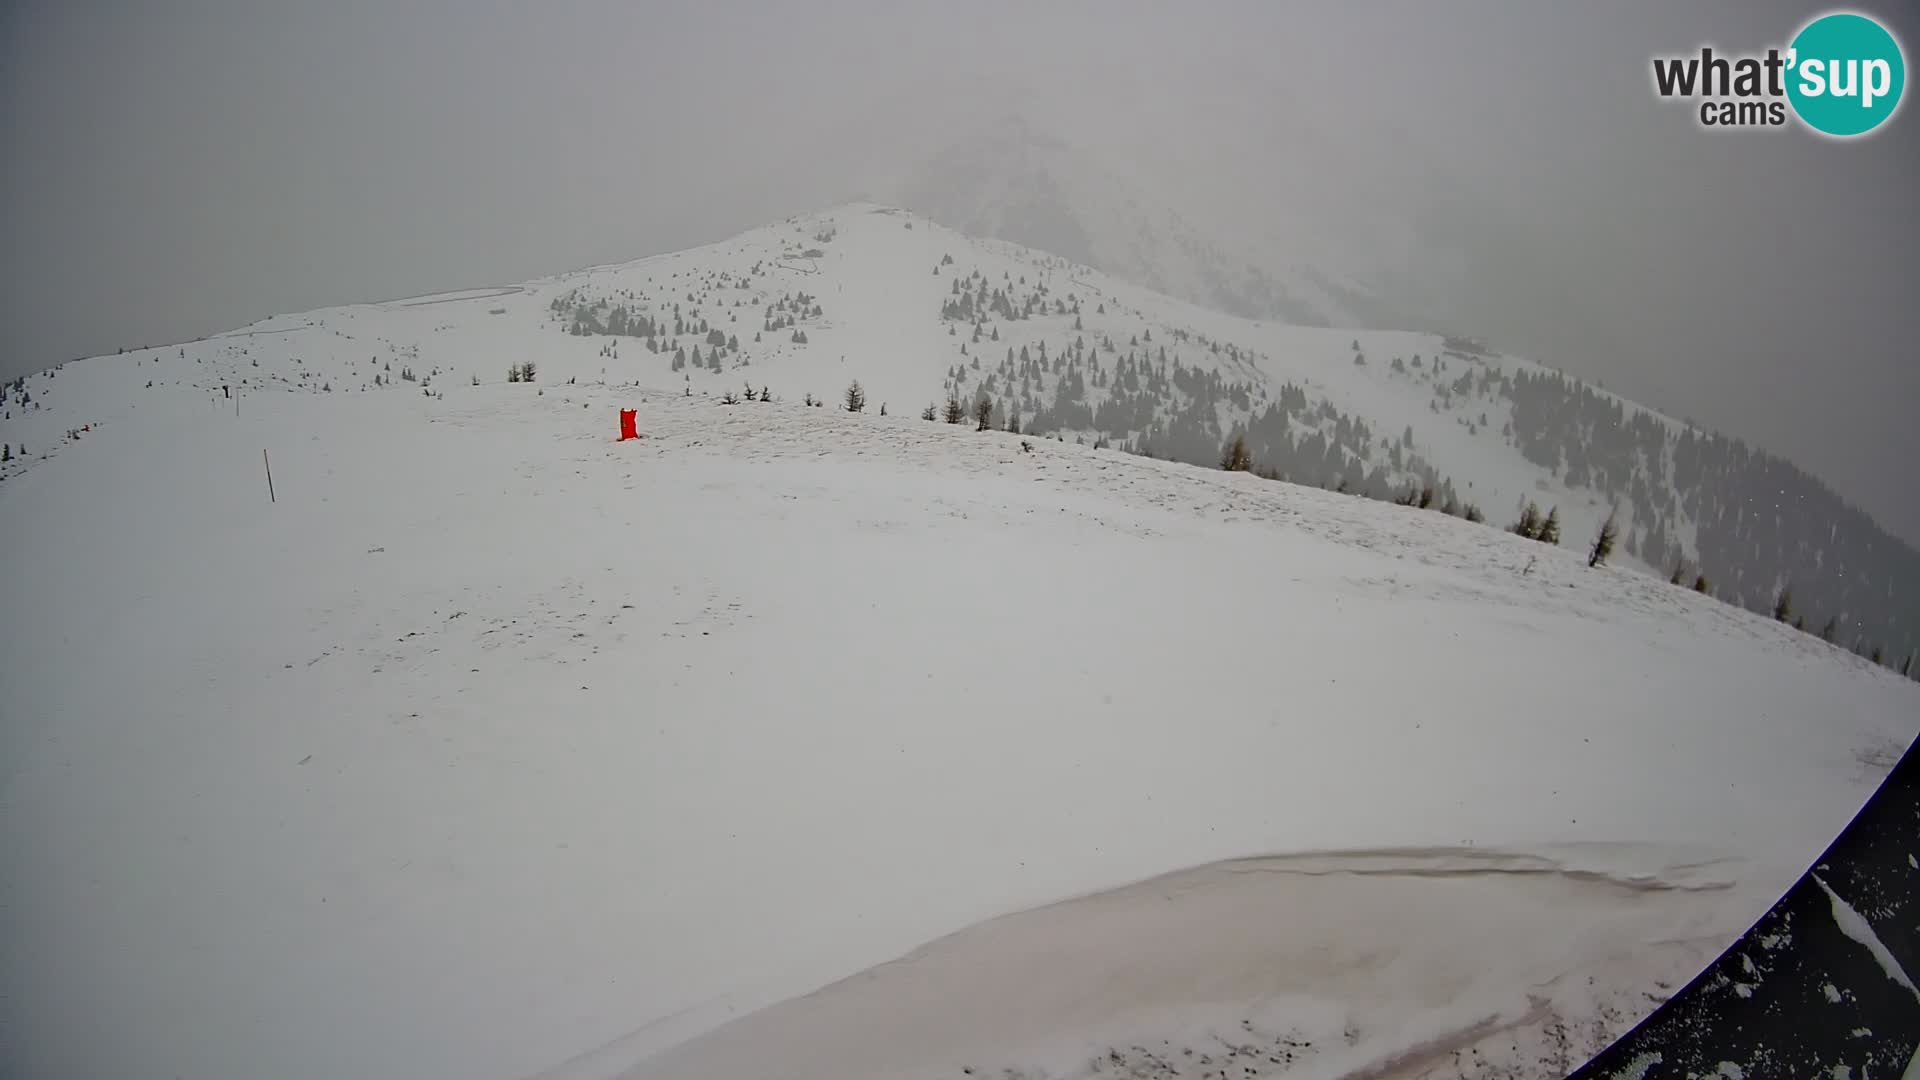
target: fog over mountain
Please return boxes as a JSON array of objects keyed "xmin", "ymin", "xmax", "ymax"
[
  {"xmin": 7, "ymin": 5, "xmax": 1920, "ymax": 1077},
  {"xmin": 3, "ymin": 0, "xmax": 1917, "ymax": 539}
]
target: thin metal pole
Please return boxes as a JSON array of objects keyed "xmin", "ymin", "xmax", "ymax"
[{"xmin": 263, "ymin": 449, "xmax": 276, "ymax": 503}]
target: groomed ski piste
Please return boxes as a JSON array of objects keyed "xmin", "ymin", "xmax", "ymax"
[{"xmin": 3, "ymin": 208, "xmax": 1917, "ymax": 1080}]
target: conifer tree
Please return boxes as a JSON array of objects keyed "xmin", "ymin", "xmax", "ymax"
[
  {"xmin": 1511, "ymin": 502, "xmax": 1542, "ymax": 540},
  {"xmin": 1219, "ymin": 434, "xmax": 1252, "ymax": 472},
  {"xmin": 1536, "ymin": 506, "xmax": 1561, "ymax": 545},
  {"xmin": 1588, "ymin": 510, "xmax": 1618, "ymax": 568}
]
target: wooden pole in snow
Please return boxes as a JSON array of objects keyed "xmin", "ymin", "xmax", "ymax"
[{"xmin": 263, "ymin": 449, "xmax": 276, "ymax": 504}]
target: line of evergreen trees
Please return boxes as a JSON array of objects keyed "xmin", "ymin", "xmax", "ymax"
[
  {"xmin": 1500, "ymin": 366, "xmax": 1917, "ymax": 665},
  {"xmin": 536, "ymin": 254, "xmax": 1918, "ymax": 678}
]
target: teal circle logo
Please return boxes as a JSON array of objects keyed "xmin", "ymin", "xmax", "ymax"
[{"xmin": 1787, "ymin": 12, "xmax": 1906, "ymax": 137}]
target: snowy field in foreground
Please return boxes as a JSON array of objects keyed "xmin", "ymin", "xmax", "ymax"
[{"xmin": 2, "ymin": 384, "xmax": 1915, "ymax": 1080}]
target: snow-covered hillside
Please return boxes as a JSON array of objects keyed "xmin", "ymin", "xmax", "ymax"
[
  {"xmin": 2, "ymin": 205, "xmax": 1918, "ymax": 1080},
  {"xmin": 6, "ymin": 203, "xmax": 1914, "ymax": 660}
]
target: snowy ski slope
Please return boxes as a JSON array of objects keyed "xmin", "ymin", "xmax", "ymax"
[{"xmin": 2, "ymin": 206, "xmax": 1917, "ymax": 1080}]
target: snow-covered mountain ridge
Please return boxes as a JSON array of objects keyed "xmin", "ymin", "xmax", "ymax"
[
  {"xmin": 5, "ymin": 203, "xmax": 1914, "ymax": 666},
  {"xmin": 2, "ymin": 230, "xmax": 1917, "ymax": 1078}
]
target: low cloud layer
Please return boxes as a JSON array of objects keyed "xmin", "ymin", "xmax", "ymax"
[{"xmin": 4, "ymin": 1, "xmax": 1915, "ymax": 538}]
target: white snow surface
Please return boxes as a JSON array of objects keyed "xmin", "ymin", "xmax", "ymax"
[{"xmin": 2, "ymin": 206, "xmax": 1918, "ymax": 1080}]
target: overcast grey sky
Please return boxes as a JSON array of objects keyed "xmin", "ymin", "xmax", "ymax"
[{"xmin": 4, "ymin": 1, "xmax": 1917, "ymax": 540}]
